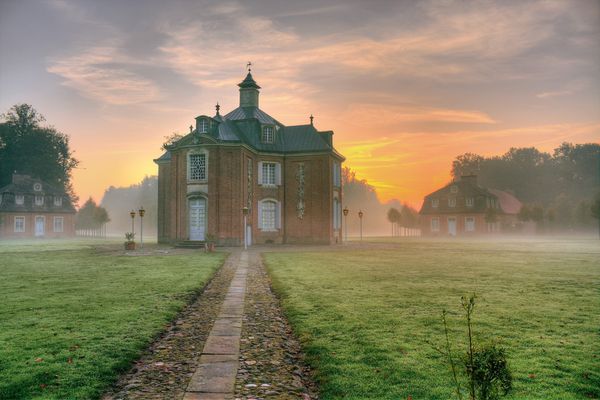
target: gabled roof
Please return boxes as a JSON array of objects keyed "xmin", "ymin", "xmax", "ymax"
[{"xmin": 0, "ymin": 175, "xmax": 76, "ymax": 213}]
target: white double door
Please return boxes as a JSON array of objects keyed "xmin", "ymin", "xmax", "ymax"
[
  {"xmin": 35, "ymin": 216, "xmax": 45, "ymax": 237},
  {"xmin": 448, "ymin": 217, "xmax": 457, "ymax": 236},
  {"xmin": 189, "ymin": 198, "xmax": 206, "ymax": 241}
]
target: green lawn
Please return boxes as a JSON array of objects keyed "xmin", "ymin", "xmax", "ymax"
[
  {"xmin": 265, "ymin": 238, "xmax": 600, "ymax": 400},
  {"xmin": 0, "ymin": 240, "xmax": 225, "ymax": 400}
]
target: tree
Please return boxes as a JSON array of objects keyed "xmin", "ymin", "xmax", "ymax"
[
  {"xmin": 76, "ymin": 198, "xmax": 110, "ymax": 236},
  {"xmin": 0, "ymin": 104, "xmax": 79, "ymax": 201},
  {"xmin": 529, "ymin": 204, "xmax": 545, "ymax": 233},
  {"xmin": 387, "ymin": 207, "xmax": 401, "ymax": 236},
  {"xmin": 161, "ymin": 131, "xmax": 184, "ymax": 150}
]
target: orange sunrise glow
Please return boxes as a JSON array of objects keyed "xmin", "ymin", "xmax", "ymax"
[{"xmin": 1, "ymin": 1, "xmax": 598, "ymax": 208}]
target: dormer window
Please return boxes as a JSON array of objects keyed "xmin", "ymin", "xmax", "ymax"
[
  {"xmin": 35, "ymin": 195, "xmax": 44, "ymax": 206},
  {"xmin": 198, "ymin": 119, "xmax": 209, "ymax": 134},
  {"xmin": 262, "ymin": 126, "xmax": 274, "ymax": 143},
  {"xmin": 431, "ymin": 198, "xmax": 439, "ymax": 208},
  {"xmin": 466, "ymin": 197, "xmax": 474, "ymax": 207},
  {"xmin": 15, "ymin": 194, "xmax": 24, "ymax": 205},
  {"xmin": 33, "ymin": 183, "xmax": 42, "ymax": 191},
  {"xmin": 448, "ymin": 198, "xmax": 456, "ymax": 207},
  {"xmin": 54, "ymin": 197, "xmax": 63, "ymax": 206},
  {"xmin": 450, "ymin": 185, "xmax": 458, "ymax": 193}
]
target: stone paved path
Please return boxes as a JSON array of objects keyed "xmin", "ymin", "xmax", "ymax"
[{"xmin": 184, "ymin": 252, "xmax": 249, "ymax": 400}]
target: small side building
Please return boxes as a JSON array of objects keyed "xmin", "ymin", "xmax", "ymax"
[
  {"xmin": 0, "ymin": 174, "xmax": 76, "ymax": 239},
  {"xmin": 419, "ymin": 175, "xmax": 522, "ymax": 236}
]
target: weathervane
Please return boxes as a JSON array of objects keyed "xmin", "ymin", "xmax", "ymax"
[{"xmin": 246, "ymin": 61, "xmax": 252, "ymax": 72}]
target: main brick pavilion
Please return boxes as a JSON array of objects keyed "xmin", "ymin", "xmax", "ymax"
[{"xmin": 154, "ymin": 71, "xmax": 345, "ymax": 246}]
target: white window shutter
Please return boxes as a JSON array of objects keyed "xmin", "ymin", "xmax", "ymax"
[
  {"xmin": 258, "ymin": 201, "xmax": 263, "ymax": 229},
  {"xmin": 258, "ymin": 162, "xmax": 263, "ymax": 185},
  {"xmin": 275, "ymin": 163, "xmax": 282, "ymax": 186},
  {"xmin": 276, "ymin": 201, "xmax": 282, "ymax": 229}
]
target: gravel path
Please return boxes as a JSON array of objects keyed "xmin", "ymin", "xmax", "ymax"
[
  {"xmin": 234, "ymin": 251, "xmax": 318, "ymax": 400},
  {"xmin": 103, "ymin": 252, "xmax": 237, "ymax": 400}
]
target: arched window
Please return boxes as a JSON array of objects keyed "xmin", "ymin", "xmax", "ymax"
[{"xmin": 258, "ymin": 199, "xmax": 281, "ymax": 231}]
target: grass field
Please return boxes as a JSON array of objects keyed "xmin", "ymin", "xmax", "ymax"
[
  {"xmin": 0, "ymin": 240, "xmax": 225, "ymax": 400},
  {"xmin": 265, "ymin": 238, "xmax": 600, "ymax": 400}
]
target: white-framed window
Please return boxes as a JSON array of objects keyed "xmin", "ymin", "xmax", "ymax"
[
  {"xmin": 431, "ymin": 198, "xmax": 439, "ymax": 208},
  {"xmin": 14, "ymin": 216, "xmax": 25, "ymax": 232},
  {"xmin": 258, "ymin": 161, "xmax": 281, "ymax": 186},
  {"xmin": 35, "ymin": 195, "xmax": 44, "ymax": 206},
  {"xmin": 333, "ymin": 197, "xmax": 341, "ymax": 229},
  {"xmin": 54, "ymin": 197, "xmax": 63, "ymax": 206},
  {"xmin": 450, "ymin": 185, "xmax": 458, "ymax": 193},
  {"xmin": 448, "ymin": 198, "xmax": 456, "ymax": 207},
  {"xmin": 465, "ymin": 217, "xmax": 475, "ymax": 232},
  {"xmin": 466, "ymin": 197, "xmax": 474, "ymax": 207},
  {"xmin": 198, "ymin": 118, "xmax": 209, "ymax": 133},
  {"xmin": 431, "ymin": 217, "xmax": 440, "ymax": 232},
  {"xmin": 188, "ymin": 151, "xmax": 207, "ymax": 181},
  {"xmin": 53, "ymin": 216, "xmax": 64, "ymax": 232},
  {"xmin": 262, "ymin": 126, "xmax": 274, "ymax": 143},
  {"xmin": 15, "ymin": 194, "xmax": 24, "ymax": 205},
  {"xmin": 258, "ymin": 199, "xmax": 281, "ymax": 231},
  {"xmin": 333, "ymin": 162, "xmax": 341, "ymax": 187}
]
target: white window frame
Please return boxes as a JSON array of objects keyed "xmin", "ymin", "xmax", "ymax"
[
  {"xmin": 54, "ymin": 197, "xmax": 63, "ymax": 206},
  {"xmin": 198, "ymin": 118, "xmax": 209, "ymax": 133},
  {"xmin": 448, "ymin": 198, "xmax": 456, "ymax": 208},
  {"xmin": 258, "ymin": 199, "xmax": 281, "ymax": 231},
  {"xmin": 431, "ymin": 217, "xmax": 440, "ymax": 232},
  {"xmin": 431, "ymin": 198, "xmax": 439, "ymax": 208},
  {"xmin": 262, "ymin": 126, "xmax": 275, "ymax": 143},
  {"xmin": 466, "ymin": 197, "xmax": 474, "ymax": 207},
  {"xmin": 14, "ymin": 216, "xmax": 25, "ymax": 232},
  {"xmin": 15, "ymin": 194, "xmax": 24, "ymax": 205},
  {"xmin": 333, "ymin": 197, "xmax": 341, "ymax": 230},
  {"xmin": 465, "ymin": 217, "xmax": 475, "ymax": 232},
  {"xmin": 53, "ymin": 216, "xmax": 64, "ymax": 233},
  {"xmin": 258, "ymin": 161, "xmax": 281, "ymax": 186},
  {"xmin": 188, "ymin": 150, "xmax": 208, "ymax": 182},
  {"xmin": 35, "ymin": 195, "xmax": 44, "ymax": 206},
  {"xmin": 333, "ymin": 162, "xmax": 341, "ymax": 187},
  {"xmin": 450, "ymin": 185, "xmax": 458, "ymax": 193}
]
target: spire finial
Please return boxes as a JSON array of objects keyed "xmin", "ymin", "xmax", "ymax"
[
  {"xmin": 215, "ymin": 102, "xmax": 220, "ymax": 115},
  {"xmin": 309, "ymin": 114, "xmax": 314, "ymax": 125},
  {"xmin": 189, "ymin": 125, "xmax": 193, "ymax": 133},
  {"xmin": 246, "ymin": 61, "xmax": 252, "ymax": 72}
]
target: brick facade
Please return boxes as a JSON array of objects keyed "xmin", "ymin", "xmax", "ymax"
[{"xmin": 155, "ymin": 72, "xmax": 344, "ymax": 246}]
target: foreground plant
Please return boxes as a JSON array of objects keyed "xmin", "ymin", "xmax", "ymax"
[{"xmin": 431, "ymin": 294, "xmax": 513, "ymax": 400}]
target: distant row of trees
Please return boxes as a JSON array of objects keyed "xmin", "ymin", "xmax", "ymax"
[
  {"xmin": 75, "ymin": 198, "xmax": 110, "ymax": 237},
  {"xmin": 452, "ymin": 143, "xmax": 600, "ymax": 232},
  {"xmin": 386, "ymin": 206, "xmax": 419, "ymax": 236}
]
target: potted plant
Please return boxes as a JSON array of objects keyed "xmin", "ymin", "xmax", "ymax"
[
  {"xmin": 124, "ymin": 232, "xmax": 136, "ymax": 250},
  {"xmin": 205, "ymin": 234, "xmax": 216, "ymax": 252}
]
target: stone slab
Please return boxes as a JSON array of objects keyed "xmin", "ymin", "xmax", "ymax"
[
  {"xmin": 203, "ymin": 333, "xmax": 240, "ymax": 355},
  {"xmin": 183, "ymin": 393, "xmax": 233, "ymax": 400},
  {"xmin": 187, "ymin": 360, "xmax": 238, "ymax": 392}
]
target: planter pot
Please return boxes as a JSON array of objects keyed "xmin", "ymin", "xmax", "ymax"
[{"xmin": 124, "ymin": 242, "xmax": 136, "ymax": 250}]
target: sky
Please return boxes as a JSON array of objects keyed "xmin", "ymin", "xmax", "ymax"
[{"xmin": 1, "ymin": 0, "xmax": 599, "ymax": 207}]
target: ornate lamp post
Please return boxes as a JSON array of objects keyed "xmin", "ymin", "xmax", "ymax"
[
  {"xmin": 129, "ymin": 210, "xmax": 136, "ymax": 236},
  {"xmin": 343, "ymin": 207, "xmax": 349, "ymax": 243},
  {"xmin": 138, "ymin": 206, "xmax": 145, "ymax": 249},
  {"xmin": 242, "ymin": 206, "xmax": 249, "ymax": 250},
  {"xmin": 358, "ymin": 210, "xmax": 364, "ymax": 242}
]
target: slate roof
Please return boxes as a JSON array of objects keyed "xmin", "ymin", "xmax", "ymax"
[
  {"xmin": 156, "ymin": 73, "xmax": 344, "ymax": 161},
  {"xmin": 0, "ymin": 175, "xmax": 76, "ymax": 213},
  {"xmin": 419, "ymin": 176, "xmax": 519, "ymax": 215}
]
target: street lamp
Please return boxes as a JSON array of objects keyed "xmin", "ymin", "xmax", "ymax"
[
  {"xmin": 138, "ymin": 206, "xmax": 145, "ymax": 249},
  {"xmin": 242, "ymin": 206, "xmax": 249, "ymax": 250},
  {"xmin": 358, "ymin": 210, "xmax": 364, "ymax": 241},
  {"xmin": 343, "ymin": 207, "xmax": 349, "ymax": 243},
  {"xmin": 129, "ymin": 210, "xmax": 136, "ymax": 236}
]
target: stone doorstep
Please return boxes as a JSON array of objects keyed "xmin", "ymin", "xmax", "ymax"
[{"xmin": 186, "ymin": 360, "xmax": 239, "ymax": 393}]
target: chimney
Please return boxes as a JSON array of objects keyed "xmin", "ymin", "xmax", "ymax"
[{"xmin": 12, "ymin": 173, "xmax": 30, "ymax": 184}]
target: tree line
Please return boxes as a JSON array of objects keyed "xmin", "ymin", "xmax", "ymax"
[{"xmin": 451, "ymin": 143, "xmax": 600, "ymax": 233}]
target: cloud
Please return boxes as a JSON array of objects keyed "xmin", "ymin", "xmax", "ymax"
[{"xmin": 47, "ymin": 45, "xmax": 161, "ymax": 105}]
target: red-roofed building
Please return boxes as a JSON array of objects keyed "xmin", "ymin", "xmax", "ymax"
[{"xmin": 419, "ymin": 175, "xmax": 522, "ymax": 236}]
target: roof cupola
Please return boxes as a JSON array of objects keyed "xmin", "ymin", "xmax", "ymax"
[{"xmin": 238, "ymin": 67, "xmax": 260, "ymax": 108}]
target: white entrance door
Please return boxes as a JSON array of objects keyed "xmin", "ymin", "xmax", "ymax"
[
  {"xmin": 189, "ymin": 198, "xmax": 206, "ymax": 241},
  {"xmin": 35, "ymin": 216, "xmax": 45, "ymax": 237},
  {"xmin": 246, "ymin": 225, "xmax": 252, "ymax": 246},
  {"xmin": 448, "ymin": 217, "xmax": 457, "ymax": 236}
]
